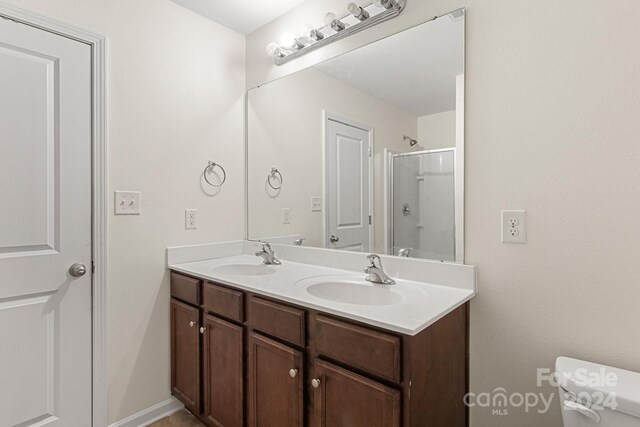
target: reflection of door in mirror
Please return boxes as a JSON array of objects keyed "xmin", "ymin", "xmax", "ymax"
[
  {"xmin": 391, "ymin": 150, "xmax": 455, "ymax": 261},
  {"xmin": 325, "ymin": 116, "xmax": 372, "ymax": 252}
]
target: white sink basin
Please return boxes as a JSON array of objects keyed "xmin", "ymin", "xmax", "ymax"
[
  {"xmin": 295, "ymin": 276, "xmax": 427, "ymax": 306},
  {"xmin": 211, "ymin": 264, "xmax": 276, "ymax": 276}
]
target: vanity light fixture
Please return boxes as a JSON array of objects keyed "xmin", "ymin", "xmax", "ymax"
[
  {"xmin": 301, "ymin": 24, "xmax": 324, "ymax": 41},
  {"xmin": 324, "ymin": 12, "xmax": 346, "ymax": 32},
  {"xmin": 347, "ymin": 2, "xmax": 370, "ymax": 21},
  {"xmin": 266, "ymin": 42, "xmax": 286, "ymax": 58},
  {"xmin": 280, "ymin": 32, "xmax": 305, "ymax": 50},
  {"xmin": 266, "ymin": 0, "xmax": 406, "ymax": 66},
  {"xmin": 374, "ymin": 0, "xmax": 396, "ymax": 9}
]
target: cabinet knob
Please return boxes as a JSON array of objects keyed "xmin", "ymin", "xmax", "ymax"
[
  {"xmin": 289, "ymin": 369, "xmax": 298, "ymax": 378},
  {"xmin": 189, "ymin": 321, "xmax": 196, "ymax": 327},
  {"xmin": 200, "ymin": 327, "xmax": 206, "ymax": 334},
  {"xmin": 311, "ymin": 378, "xmax": 321, "ymax": 389}
]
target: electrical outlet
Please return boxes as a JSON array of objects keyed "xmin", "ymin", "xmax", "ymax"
[
  {"xmin": 311, "ymin": 196, "xmax": 322, "ymax": 212},
  {"xmin": 282, "ymin": 208, "xmax": 290, "ymax": 224},
  {"xmin": 501, "ymin": 210, "xmax": 526, "ymax": 243},
  {"xmin": 114, "ymin": 191, "xmax": 141, "ymax": 215},
  {"xmin": 185, "ymin": 209, "xmax": 197, "ymax": 230}
]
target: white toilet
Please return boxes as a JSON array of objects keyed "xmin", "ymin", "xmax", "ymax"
[{"xmin": 556, "ymin": 357, "xmax": 640, "ymax": 426}]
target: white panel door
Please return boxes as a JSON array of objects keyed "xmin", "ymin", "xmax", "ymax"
[
  {"xmin": 326, "ymin": 118, "xmax": 370, "ymax": 252},
  {"xmin": 0, "ymin": 17, "xmax": 92, "ymax": 427}
]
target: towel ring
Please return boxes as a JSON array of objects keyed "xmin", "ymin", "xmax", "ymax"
[
  {"xmin": 267, "ymin": 167, "xmax": 283, "ymax": 190},
  {"xmin": 203, "ymin": 161, "xmax": 226, "ymax": 187}
]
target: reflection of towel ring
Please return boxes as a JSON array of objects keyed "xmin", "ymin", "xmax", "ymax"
[
  {"xmin": 203, "ymin": 161, "xmax": 226, "ymax": 187},
  {"xmin": 267, "ymin": 167, "xmax": 282, "ymax": 190}
]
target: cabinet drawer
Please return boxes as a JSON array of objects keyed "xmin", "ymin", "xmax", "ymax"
[
  {"xmin": 203, "ymin": 282, "xmax": 244, "ymax": 323},
  {"xmin": 314, "ymin": 316, "xmax": 401, "ymax": 383},
  {"xmin": 249, "ymin": 296, "xmax": 305, "ymax": 347},
  {"xmin": 170, "ymin": 272, "xmax": 200, "ymax": 306}
]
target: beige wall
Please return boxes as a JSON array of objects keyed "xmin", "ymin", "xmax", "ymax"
[
  {"xmin": 248, "ymin": 67, "xmax": 416, "ymax": 251},
  {"xmin": 1, "ymin": 0, "xmax": 246, "ymax": 423},
  {"xmin": 418, "ymin": 110, "xmax": 456, "ymax": 150},
  {"xmin": 247, "ymin": 1, "xmax": 640, "ymax": 426}
]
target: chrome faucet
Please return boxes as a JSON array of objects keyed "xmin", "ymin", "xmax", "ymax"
[
  {"xmin": 398, "ymin": 248, "xmax": 412, "ymax": 257},
  {"xmin": 364, "ymin": 254, "xmax": 395, "ymax": 285},
  {"xmin": 256, "ymin": 243, "xmax": 281, "ymax": 265}
]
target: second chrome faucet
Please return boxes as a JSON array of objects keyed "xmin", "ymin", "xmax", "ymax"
[
  {"xmin": 256, "ymin": 243, "xmax": 281, "ymax": 265},
  {"xmin": 364, "ymin": 254, "xmax": 396, "ymax": 285}
]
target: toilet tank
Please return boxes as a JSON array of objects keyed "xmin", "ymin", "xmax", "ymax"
[{"xmin": 556, "ymin": 357, "xmax": 640, "ymax": 427}]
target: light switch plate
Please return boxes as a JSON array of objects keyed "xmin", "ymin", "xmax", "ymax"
[
  {"xmin": 501, "ymin": 210, "xmax": 526, "ymax": 243},
  {"xmin": 311, "ymin": 196, "xmax": 322, "ymax": 212},
  {"xmin": 283, "ymin": 208, "xmax": 290, "ymax": 224},
  {"xmin": 114, "ymin": 191, "xmax": 141, "ymax": 215}
]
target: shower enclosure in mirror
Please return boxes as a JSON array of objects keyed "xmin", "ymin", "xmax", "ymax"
[
  {"xmin": 389, "ymin": 149, "xmax": 456, "ymax": 262},
  {"xmin": 247, "ymin": 9, "xmax": 465, "ymax": 262}
]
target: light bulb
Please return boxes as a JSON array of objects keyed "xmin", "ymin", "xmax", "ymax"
[
  {"xmin": 266, "ymin": 42, "xmax": 284, "ymax": 58},
  {"xmin": 373, "ymin": 0, "xmax": 394, "ymax": 9},
  {"xmin": 280, "ymin": 32, "xmax": 303, "ymax": 50},
  {"xmin": 323, "ymin": 12, "xmax": 345, "ymax": 32},
  {"xmin": 301, "ymin": 24, "xmax": 324, "ymax": 41},
  {"xmin": 323, "ymin": 12, "xmax": 337, "ymax": 26},
  {"xmin": 347, "ymin": 2, "xmax": 369, "ymax": 20}
]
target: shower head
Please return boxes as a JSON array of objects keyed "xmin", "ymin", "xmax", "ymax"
[{"xmin": 403, "ymin": 135, "xmax": 418, "ymax": 146}]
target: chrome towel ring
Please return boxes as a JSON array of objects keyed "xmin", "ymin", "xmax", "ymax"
[
  {"xmin": 267, "ymin": 167, "xmax": 283, "ymax": 190},
  {"xmin": 203, "ymin": 161, "xmax": 226, "ymax": 187}
]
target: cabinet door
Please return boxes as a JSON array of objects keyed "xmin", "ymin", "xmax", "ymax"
[
  {"xmin": 203, "ymin": 314, "xmax": 244, "ymax": 427},
  {"xmin": 312, "ymin": 359, "xmax": 400, "ymax": 427},
  {"xmin": 171, "ymin": 299, "xmax": 200, "ymax": 414},
  {"xmin": 248, "ymin": 332, "xmax": 303, "ymax": 427}
]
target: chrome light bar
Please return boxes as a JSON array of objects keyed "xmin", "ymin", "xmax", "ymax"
[{"xmin": 271, "ymin": 0, "xmax": 407, "ymax": 66}]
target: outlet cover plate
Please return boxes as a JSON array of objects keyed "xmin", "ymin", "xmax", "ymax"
[
  {"xmin": 311, "ymin": 196, "xmax": 322, "ymax": 212},
  {"xmin": 185, "ymin": 209, "xmax": 197, "ymax": 230},
  {"xmin": 501, "ymin": 210, "xmax": 526, "ymax": 243}
]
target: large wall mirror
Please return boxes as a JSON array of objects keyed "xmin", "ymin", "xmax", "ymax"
[{"xmin": 247, "ymin": 9, "xmax": 465, "ymax": 262}]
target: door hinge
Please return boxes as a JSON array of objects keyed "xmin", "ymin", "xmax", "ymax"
[
  {"xmin": 369, "ymin": 215, "xmax": 372, "ymax": 225},
  {"xmin": 92, "ymin": 261, "xmax": 95, "ymax": 274},
  {"xmin": 368, "ymin": 146, "xmax": 372, "ymax": 157}
]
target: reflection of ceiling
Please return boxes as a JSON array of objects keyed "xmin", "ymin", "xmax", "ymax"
[
  {"xmin": 170, "ymin": 0, "xmax": 307, "ymax": 35},
  {"xmin": 314, "ymin": 13, "xmax": 464, "ymax": 117}
]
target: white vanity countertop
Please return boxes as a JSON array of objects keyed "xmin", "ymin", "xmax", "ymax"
[{"xmin": 168, "ymin": 245, "xmax": 476, "ymax": 335}]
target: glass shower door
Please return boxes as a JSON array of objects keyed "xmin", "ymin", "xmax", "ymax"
[{"xmin": 391, "ymin": 149, "xmax": 455, "ymax": 261}]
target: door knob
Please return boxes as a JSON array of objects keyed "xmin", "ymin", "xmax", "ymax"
[
  {"xmin": 329, "ymin": 235, "xmax": 339, "ymax": 243},
  {"xmin": 69, "ymin": 263, "xmax": 87, "ymax": 277},
  {"xmin": 200, "ymin": 327, "xmax": 206, "ymax": 334},
  {"xmin": 311, "ymin": 378, "xmax": 321, "ymax": 388},
  {"xmin": 189, "ymin": 321, "xmax": 196, "ymax": 327},
  {"xmin": 289, "ymin": 369, "xmax": 298, "ymax": 378}
]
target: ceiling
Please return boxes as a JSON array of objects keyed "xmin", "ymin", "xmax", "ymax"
[
  {"xmin": 314, "ymin": 13, "xmax": 464, "ymax": 117},
  {"xmin": 170, "ymin": 0, "xmax": 307, "ymax": 35}
]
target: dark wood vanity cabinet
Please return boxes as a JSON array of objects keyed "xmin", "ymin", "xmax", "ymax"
[
  {"xmin": 202, "ymin": 314, "xmax": 244, "ymax": 427},
  {"xmin": 248, "ymin": 332, "xmax": 304, "ymax": 426},
  {"xmin": 170, "ymin": 271, "xmax": 469, "ymax": 427},
  {"xmin": 312, "ymin": 359, "xmax": 401, "ymax": 427},
  {"xmin": 170, "ymin": 299, "xmax": 200, "ymax": 415}
]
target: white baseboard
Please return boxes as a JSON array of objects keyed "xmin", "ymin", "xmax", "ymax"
[{"xmin": 108, "ymin": 397, "xmax": 184, "ymax": 427}]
